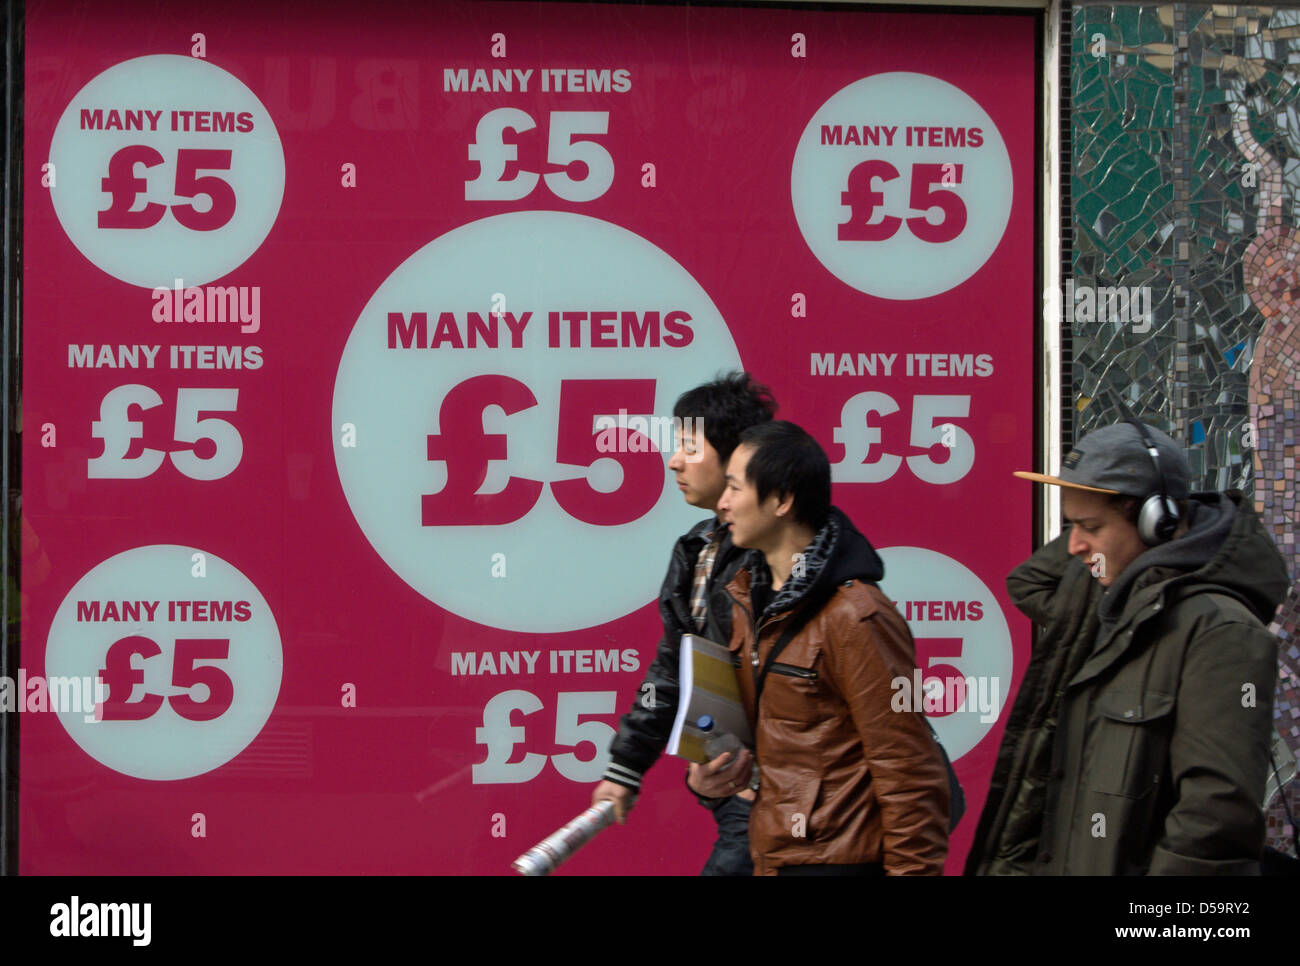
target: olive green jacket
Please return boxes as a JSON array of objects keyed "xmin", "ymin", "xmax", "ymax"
[{"xmin": 966, "ymin": 491, "xmax": 1286, "ymax": 875}]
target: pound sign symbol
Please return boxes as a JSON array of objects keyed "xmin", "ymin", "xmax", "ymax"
[
  {"xmin": 473, "ymin": 690, "xmax": 547, "ymax": 784},
  {"xmin": 422, "ymin": 375, "xmax": 543, "ymax": 526},
  {"xmin": 98, "ymin": 145, "xmax": 167, "ymax": 229}
]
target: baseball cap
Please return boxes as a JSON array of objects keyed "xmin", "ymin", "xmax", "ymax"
[{"xmin": 1014, "ymin": 422, "xmax": 1191, "ymax": 499}]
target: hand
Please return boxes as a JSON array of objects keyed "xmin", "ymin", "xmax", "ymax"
[
  {"xmin": 591, "ymin": 780, "xmax": 637, "ymax": 824},
  {"xmin": 686, "ymin": 748, "xmax": 754, "ymax": 799}
]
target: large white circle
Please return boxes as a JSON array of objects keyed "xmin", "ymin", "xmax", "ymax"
[
  {"xmin": 791, "ymin": 72, "xmax": 1012, "ymax": 300},
  {"xmin": 878, "ymin": 546, "xmax": 1013, "ymax": 759},
  {"xmin": 48, "ymin": 54, "xmax": 285, "ymax": 287},
  {"xmin": 333, "ymin": 211, "xmax": 742, "ymax": 632},
  {"xmin": 45, "ymin": 545, "xmax": 283, "ymax": 781}
]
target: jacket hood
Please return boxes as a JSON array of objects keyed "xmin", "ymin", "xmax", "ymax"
[
  {"xmin": 1099, "ymin": 489, "xmax": 1289, "ymax": 626},
  {"xmin": 749, "ymin": 506, "xmax": 885, "ymax": 620}
]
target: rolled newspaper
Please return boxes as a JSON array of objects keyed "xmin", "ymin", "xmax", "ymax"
[{"xmin": 512, "ymin": 800, "xmax": 616, "ymax": 876}]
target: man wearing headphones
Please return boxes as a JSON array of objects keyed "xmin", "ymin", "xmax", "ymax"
[{"xmin": 966, "ymin": 420, "xmax": 1288, "ymax": 874}]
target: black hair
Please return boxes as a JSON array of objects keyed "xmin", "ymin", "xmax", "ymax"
[
  {"xmin": 673, "ymin": 371, "xmax": 777, "ymax": 465},
  {"xmin": 735, "ymin": 420, "xmax": 830, "ymax": 531}
]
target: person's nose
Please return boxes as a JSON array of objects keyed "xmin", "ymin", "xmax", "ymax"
[
  {"xmin": 1067, "ymin": 525, "xmax": 1088, "ymax": 559},
  {"xmin": 668, "ymin": 447, "xmax": 684, "ymax": 472}
]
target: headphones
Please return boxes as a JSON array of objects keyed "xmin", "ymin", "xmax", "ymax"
[{"xmin": 1125, "ymin": 417, "xmax": 1180, "ymax": 545}]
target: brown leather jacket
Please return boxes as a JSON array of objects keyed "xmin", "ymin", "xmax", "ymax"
[{"xmin": 725, "ymin": 509, "xmax": 950, "ymax": 875}]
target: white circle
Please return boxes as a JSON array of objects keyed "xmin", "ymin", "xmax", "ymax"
[
  {"xmin": 878, "ymin": 546, "xmax": 1012, "ymax": 759},
  {"xmin": 791, "ymin": 72, "xmax": 1012, "ymax": 300},
  {"xmin": 48, "ymin": 55, "xmax": 285, "ymax": 287},
  {"xmin": 333, "ymin": 211, "xmax": 743, "ymax": 632},
  {"xmin": 45, "ymin": 545, "xmax": 283, "ymax": 781}
]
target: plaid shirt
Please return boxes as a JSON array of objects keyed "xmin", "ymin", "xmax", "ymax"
[{"xmin": 690, "ymin": 529, "xmax": 722, "ymax": 631}]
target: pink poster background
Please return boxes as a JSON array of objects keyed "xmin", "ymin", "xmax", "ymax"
[{"xmin": 21, "ymin": 0, "xmax": 1038, "ymax": 874}]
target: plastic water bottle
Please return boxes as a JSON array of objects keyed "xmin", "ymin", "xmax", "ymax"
[{"xmin": 696, "ymin": 714, "xmax": 743, "ymax": 760}]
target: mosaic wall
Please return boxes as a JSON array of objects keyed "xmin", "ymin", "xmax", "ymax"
[{"xmin": 1072, "ymin": 2, "xmax": 1299, "ymax": 855}]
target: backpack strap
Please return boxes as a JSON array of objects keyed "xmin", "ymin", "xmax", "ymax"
[{"xmin": 927, "ymin": 717, "xmax": 966, "ymax": 832}]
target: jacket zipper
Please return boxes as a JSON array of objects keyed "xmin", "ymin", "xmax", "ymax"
[
  {"xmin": 725, "ymin": 586, "xmax": 787, "ymax": 686},
  {"xmin": 769, "ymin": 662, "xmax": 817, "ymax": 679}
]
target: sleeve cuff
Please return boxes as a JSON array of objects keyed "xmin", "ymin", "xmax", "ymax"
[{"xmin": 602, "ymin": 761, "xmax": 644, "ymax": 792}]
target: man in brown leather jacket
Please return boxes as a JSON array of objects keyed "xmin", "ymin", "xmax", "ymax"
[{"xmin": 691, "ymin": 420, "xmax": 949, "ymax": 875}]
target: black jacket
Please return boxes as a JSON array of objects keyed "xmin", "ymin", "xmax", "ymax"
[{"xmin": 603, "ymin": 516, "xmax": 750, "ymax": 792}]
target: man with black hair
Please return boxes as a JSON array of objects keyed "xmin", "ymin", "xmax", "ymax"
[
  {"xmin": 592, "ymin": 371, "xmax": 776, "ymax": 875},
  {"xmin": 695, "ymin": 420, "xmax": 949, "ymax": 875},
  {"xmin": 967, "ymin": 421, "xmax": 1287, "ymax": 874}
]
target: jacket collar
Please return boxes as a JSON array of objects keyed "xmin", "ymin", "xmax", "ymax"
[
  {"xmin": 726, "ymin": 506, "xmax": 885, "ymax": 622},
  {"xmin": 680, "ymin": 514, "xmax": 720, "ymax": 552},
  {"xmin": 661, "ymin": 514, "xmax": 730, "ymax": 631},
  {"xmin": 1097, "ymin": 490, "xmax": 1287, "ymax": 626}
]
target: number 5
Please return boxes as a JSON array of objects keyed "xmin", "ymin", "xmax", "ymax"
[
  {"xmin": 551, "ymin": 691, "xmax": 616, "ymax": 782},
  {"xmin": 914, "ymin": 637, "xmax": 966, "ymax": 718},
  {"xmin": 907, "ymin": 163, "xmax": 966, "ymax": 243},
  {"xmin": 906, "ymin": 395, "xmax": 973, "ymax": 484},
  {"xmin": 544, "ymin": 112, "xmax": 613, "ymax": 202},
  {"xmin": 170, "ymin": 149, "xmax": 236, "ymax": 231},
  {"xmin": 170, "ymin": 388, "xmax": 242, "ymax": 481},
  {"xmin": 170, "ymin": 639, "xmax": 235, "ymax": 721},
  {"xmin": 552, "ymin": 379, "xmax": 663, "ymax": 525}
]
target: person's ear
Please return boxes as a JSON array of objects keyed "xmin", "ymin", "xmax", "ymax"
[{"xmin": 775, "ymin": 491, "xmax": 796, "ymax": 518}]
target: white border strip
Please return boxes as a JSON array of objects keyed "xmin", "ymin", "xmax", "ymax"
[{"xmin": 1042, "ymin": 0, "xmax": 1063, "ymax": 541}]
